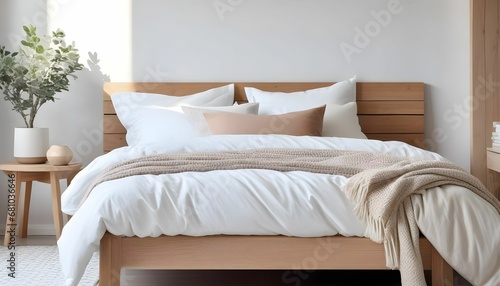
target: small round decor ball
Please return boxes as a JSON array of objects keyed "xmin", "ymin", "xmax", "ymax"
[{"xmin": 46, "ymin": 145, "xmax": 73, "ymax": 165}]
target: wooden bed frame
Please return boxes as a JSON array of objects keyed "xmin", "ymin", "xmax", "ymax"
[{"xmin": 99, "ymin": 82, "xmax": 453, "ymax": 285}]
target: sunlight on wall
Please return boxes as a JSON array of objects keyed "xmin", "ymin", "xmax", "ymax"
[{"xmin": 46, "ymin": 0, "xmax": 132, "ymax": 81}]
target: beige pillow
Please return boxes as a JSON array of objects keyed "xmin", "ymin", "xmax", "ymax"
[
  {"xmin": 203, "ymin": 105, "xmax": 326, "ymax": 136},
  {"xmin": 182, "ymin": 103, "xmax": 260, "ymax": 136},
  {"xmin": 322, "ymin": 102, "xmax": 367, "ymax": 139}
]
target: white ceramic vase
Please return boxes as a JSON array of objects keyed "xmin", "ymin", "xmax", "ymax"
[
  {"xmin": 14, "ymin": 127, "xmax": 50, "ymax": 164},
  {"xmin": 46, "ymin": 145, "xmax": 73, "ymax": 166}
]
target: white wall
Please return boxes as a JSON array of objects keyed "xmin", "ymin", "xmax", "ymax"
[{"xmin": 0, "ymin": 0, "xmax": 470, "ymax": 234}]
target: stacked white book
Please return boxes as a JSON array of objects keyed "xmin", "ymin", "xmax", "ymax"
[{"xmin": 492, "ymin": 121, "xmax": 500, "ymax": 151}]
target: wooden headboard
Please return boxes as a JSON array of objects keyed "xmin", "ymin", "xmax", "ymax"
[{"xmin": 103, "ymin": 82, "xmax": 424, "ymax": 152}]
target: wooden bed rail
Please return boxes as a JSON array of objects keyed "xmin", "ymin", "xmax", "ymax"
[{"xmin": 100, "ymin": 233, "xmax": 452, "ymax": 286}]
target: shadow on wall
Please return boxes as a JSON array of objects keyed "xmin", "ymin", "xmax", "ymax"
[
  {"xmin": 87, "ymin": 51, "xmax": 111, "ymax": 83},
  {"xmin": 66, "ymin": 51, "xmax": 111, "ymax": 166}
]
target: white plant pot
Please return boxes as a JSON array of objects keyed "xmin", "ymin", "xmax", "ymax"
[{"xmin": 14, "ymin": 127, "xmax": 50, "ymax": 164}]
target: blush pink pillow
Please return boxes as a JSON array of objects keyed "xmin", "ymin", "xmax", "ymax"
[{"xmin": 203, "ymin": 105, "xmax": 326, "ymax": 136}]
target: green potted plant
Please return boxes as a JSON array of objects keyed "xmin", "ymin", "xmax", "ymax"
[{"xmin": 0, "ymin": 25, "xmax": 84, "ymax": 163}]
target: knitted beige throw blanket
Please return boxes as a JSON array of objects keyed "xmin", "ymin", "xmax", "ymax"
[{"xmin": 87, "ymin": 148, "xmax": 500, "ymax": 286}]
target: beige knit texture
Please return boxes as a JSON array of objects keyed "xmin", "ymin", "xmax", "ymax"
[
  {"xmin": 86, "ymin": 148, "xmax": 500, "ymax": 286},
  {"xmin": 343, "ymin": 157, "xmax": 498, "ymax": 285}
]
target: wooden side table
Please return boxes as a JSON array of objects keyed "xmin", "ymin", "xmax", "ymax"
[
  {"xmin": 1, "ymin": 162, "xmax": 81, "ymax": 246},
  {"xmin": 486, "ymin": 148, "xmax": 500, "ymax": 200}
]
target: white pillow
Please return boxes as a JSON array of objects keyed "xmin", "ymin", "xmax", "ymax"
[
  {"xmin": 323, "ymin": 102, "xmax": 367, "ymax": 139},
  {"xmin": 245, "ymin": 76, "xmax": 356, "ymax": 115},
  {"xmin": 111, "ymin": 84, "xmax": 235, "ymax": 146},
  {"xmin": 182, "ymin": 103, "xmax": 259, "ymax": 136}
]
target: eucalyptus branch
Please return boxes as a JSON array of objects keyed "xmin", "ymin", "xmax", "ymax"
[
  {"xmin": 0, "ymin": 24, "xmax": 84, "ymax": 128},
  {"xmin": 22, "ymin": 112, "xmax": 29, "ymax": 128},
  {"xmin": 29, "ymin": 95, "xmax": 41, "ymax": 128}
]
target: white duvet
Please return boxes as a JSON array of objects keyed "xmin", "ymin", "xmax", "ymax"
[{"xmin": 58, "ymin": 135, "xmax": 500, "ymax": 286}]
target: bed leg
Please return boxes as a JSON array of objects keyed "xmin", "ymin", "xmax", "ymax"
[
  {"xmin": 100, "ymin": 233, "xmax": 122, "ymax": 286},
  {"xmin": 431, "ymin": 245, "xmax": 453, "ymax": 286}
]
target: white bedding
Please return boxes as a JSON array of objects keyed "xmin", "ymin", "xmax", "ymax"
[{"xmin": 57, "ymin": 135, "xmax": 500, "ymax": 286}]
